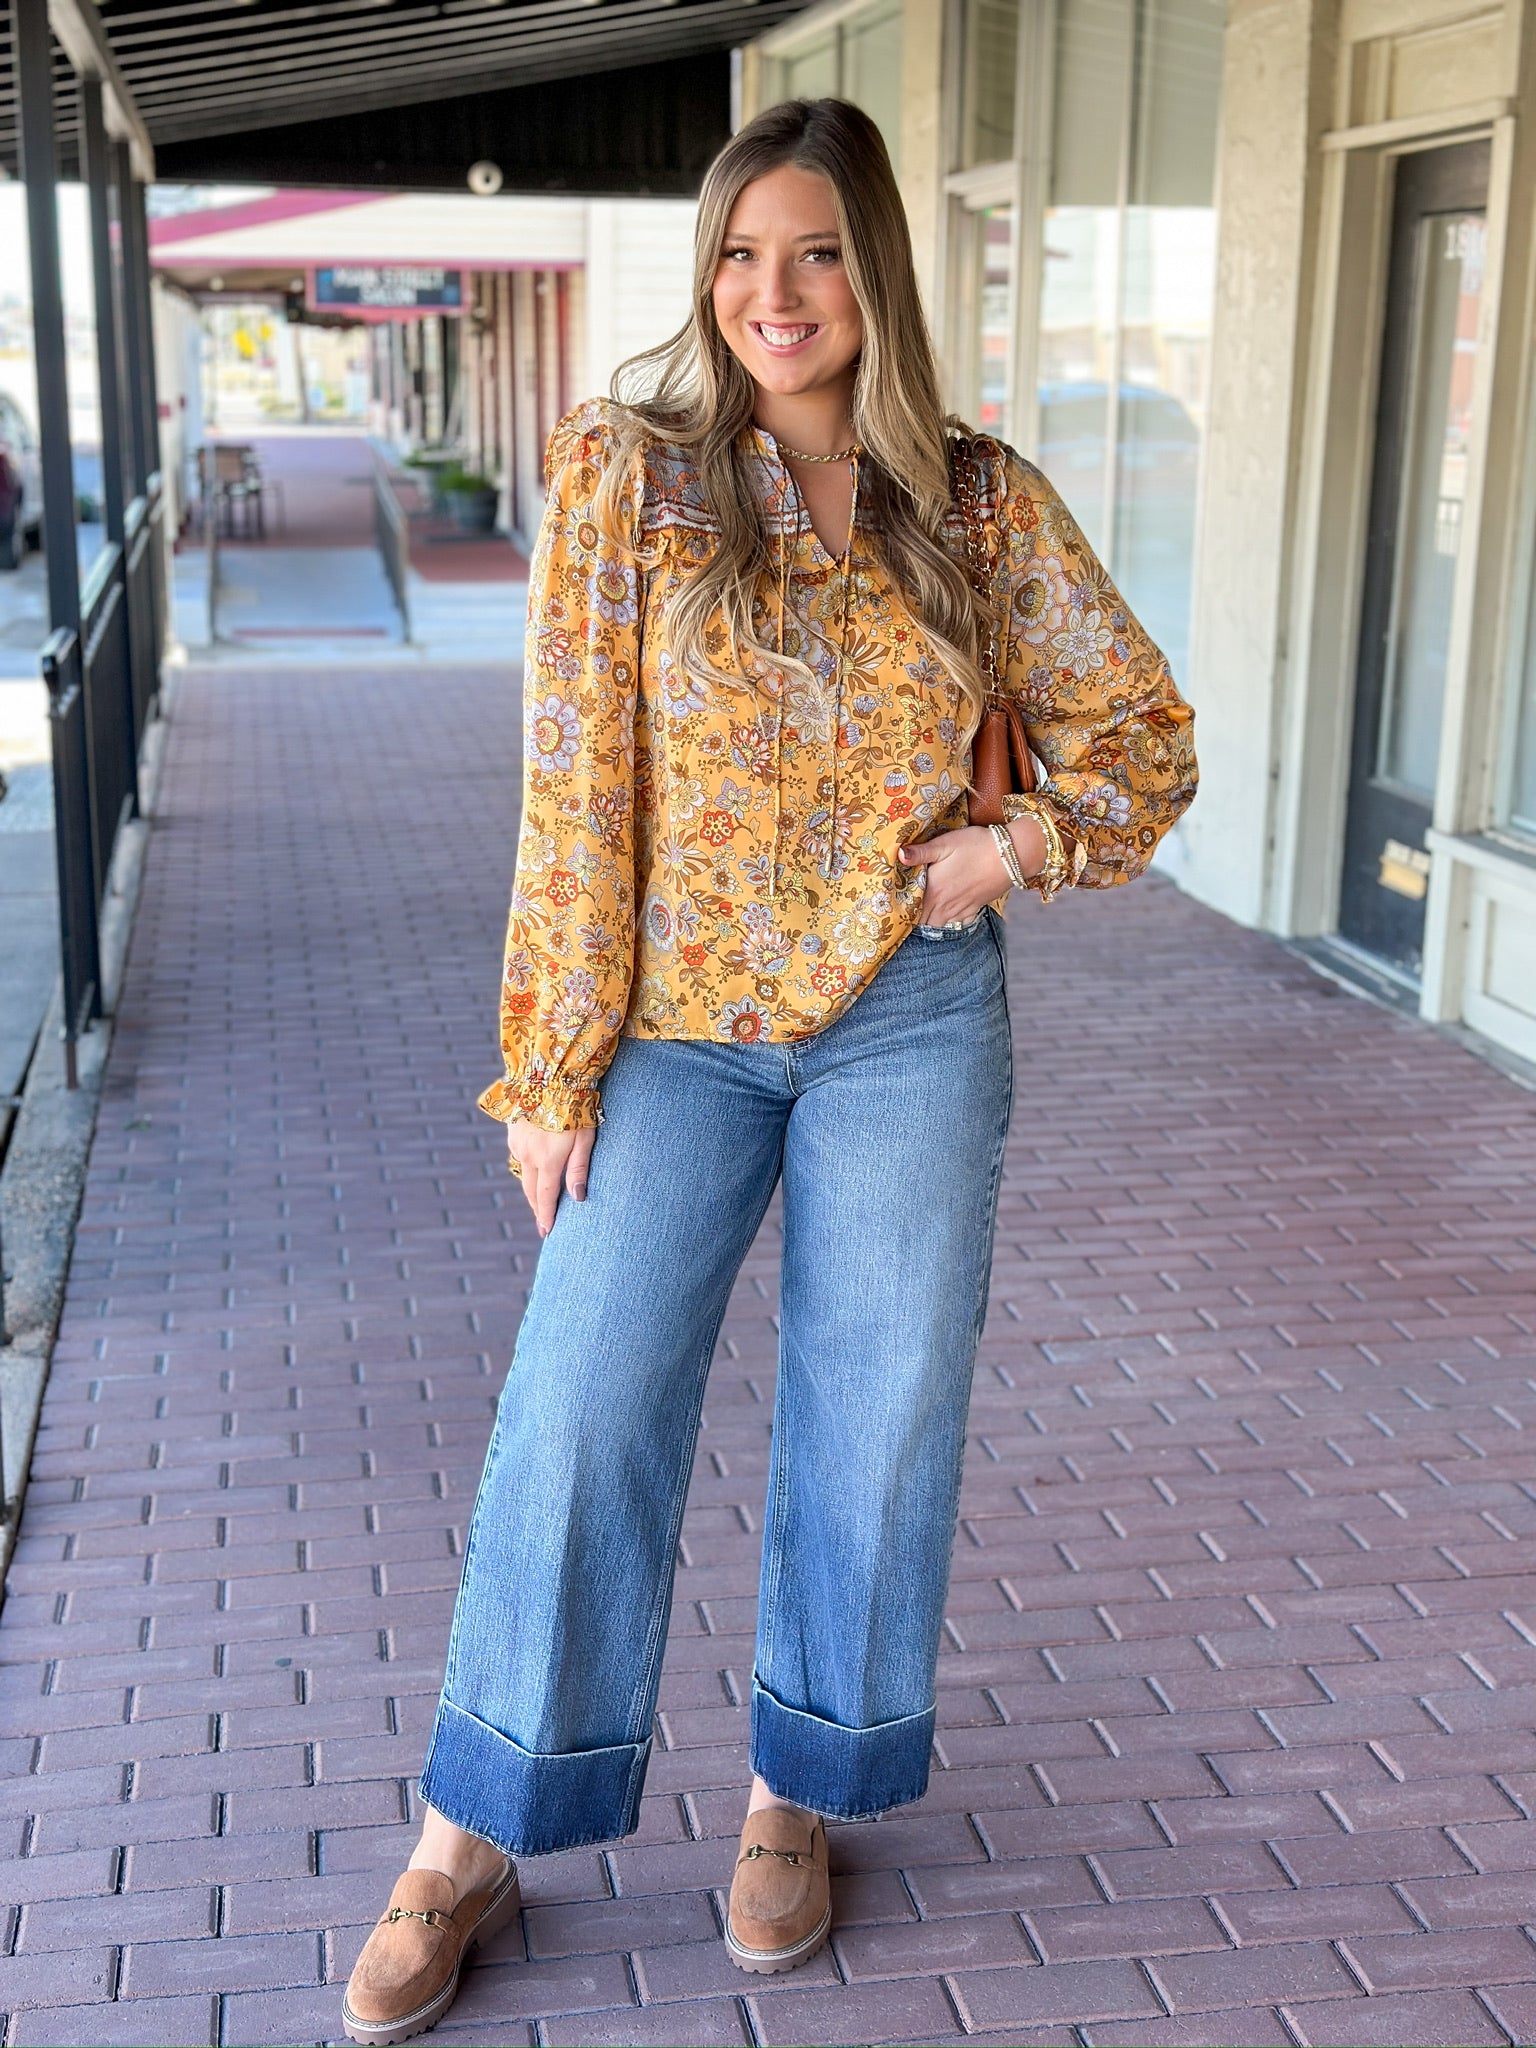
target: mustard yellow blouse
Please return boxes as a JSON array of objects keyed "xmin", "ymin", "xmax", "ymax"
[{"xmin": 479, "ymin": 398, "xmax": 1196, "ymax": 1133}]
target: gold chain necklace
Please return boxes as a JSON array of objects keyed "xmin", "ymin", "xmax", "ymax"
[{"xmin": 775, "ymin": 440, "xmax": 862, "ymax": 464}]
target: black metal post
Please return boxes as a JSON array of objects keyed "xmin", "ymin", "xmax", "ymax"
[
  {"xmin": 122, "ymin": 170, "xmax": 167, "ymax": 682},
  {"xmin": 81, "ymin": 80, "xmax": 127, "ymax": 551},
  {"xmin": 111, "ymin": 138, "xmax": 150, "ymax": 500},
  {"xmin": 17, "ymin": 0, "xmax": 104, "ymax": 1047},
  {"xmin": 16, "ymin": 0, "xmax": 84, "ymax": 648},
  {"xmin": 110, "ymin": 140, "xmax": 166, "ymax": 731},
  {"xmin": 81, "ymin": 78, "xmax": 141, "ymax": 831},
  {"xmin": 124, "ymin": 175, "xmax": 160, "ymax": 495}
]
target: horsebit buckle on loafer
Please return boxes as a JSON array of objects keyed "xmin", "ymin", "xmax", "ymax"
[
  {"xmin": 386, "ymin": 1906, "xmax": 443, "ymax": 1926},
  {"xmin": 743, "ymin": 1844, "xmax": 802, "ymax": 1865}
]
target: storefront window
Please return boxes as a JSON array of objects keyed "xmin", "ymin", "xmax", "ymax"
[
  {"xmin": 1037, "ymin": 0, "xmax": 1224, "ymax": 675},
  {"xmin": 959, "ymin": 205, "xmax": 1013, "ymax": 438},
  {"xmin": 1489, "ymin": 209, "xmax": 1536, "ymax": 835},
  {"xmin": 1379, "ymin": 213, "xmax": 1483, "ymax": 799},
  {"xmin": 843, "ymin": 1, "xmax": 904, "ymax": 156},
  {"xmin": 1052, "ymin": 0, "xmax": 1130, "ymax": 207},
  {"xmin": 960, "ymin": 0, "xmax": 1019, "ymax": 169},
  {"xmin": 1515, "ymin": 646, "xmax": 1536, "ymax": 836},
  {"xmin": 761, "ymin": 2, "xmax": 904, "ymax": 174},
  {"xmin": 1512, "ymin": 511, "xmax": 1536, "ymax": 833},
  {"xmin": 781, "ymin": 29, "xmax": 838, "ymax": 100},
  {"xmin": 1112, "ymin": 208, "xmax": 1218, "ymax": 665},
  {"xmin": 1038, "ymin": 209, "xmax": 1117, "ymax": 557}
]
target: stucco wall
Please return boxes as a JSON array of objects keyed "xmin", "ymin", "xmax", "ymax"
[
  {"xmin": 1175, "ymin": 0, "xmax": 1336, "ymax": 930},
  {"xmin": 582, "ymin": 200, "xmax": 698, "ymax": 404}
]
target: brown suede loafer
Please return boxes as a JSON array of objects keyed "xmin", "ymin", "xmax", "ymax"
[
  {"xmin": 342, "ymin": 1858, "xmax": 521, "ymax": 2044},
  {"xmin": 725, "ymin": 1806, "xmax": 830, "ymax": 1974}
]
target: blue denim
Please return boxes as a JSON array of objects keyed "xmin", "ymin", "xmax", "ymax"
[{"xmin": 419, "ymin": 908, "xmax": 1013, "ymax": 1853}]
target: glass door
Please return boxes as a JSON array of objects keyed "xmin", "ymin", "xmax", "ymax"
[
  {"xmin": 971, "ymin": 199, "xmax": 1017, "ymax": 440},
  {"xmin": 1337, "ymin": 140, "xmax": 1489, "ymax": 974},
  {"xmin": 948, "ymin": 167, "xmax": 1019, "ymax": 442}
]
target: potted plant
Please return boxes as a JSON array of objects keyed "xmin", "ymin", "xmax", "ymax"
[
  {"xmin": 405, "ymin": 447, "xmax": 462, "ymax": 515},
  {"xmin": 444, "ymin": 469, "xmax": 499, "ymax": 535}
]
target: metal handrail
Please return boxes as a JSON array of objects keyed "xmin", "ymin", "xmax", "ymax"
[
  {"xmin": 124, "ymin": 482, "xmax": 164, "ymax": 740},
  {"xmin": 370, "ymin": 443, "xmax": 412, "ymax": 643},
  {"xmin": 77, "ymin": 534, "xmax": 137, "ymax": 902},
  {"xmin": 79, "ymin": 538, "xmax": 123, "ymax": 621},
  {"xmin": 3, "ymin": 5, "xmax": 166, "ymax": 1448}
]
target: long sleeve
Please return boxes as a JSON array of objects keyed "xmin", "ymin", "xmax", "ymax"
[
  {"xmin": 477, "ymin": 404, "xmax": 642, "ymax": 1133},
  {"xmin": 993, "ymin": 449, "xmax": 1197, "ymax": 887}
]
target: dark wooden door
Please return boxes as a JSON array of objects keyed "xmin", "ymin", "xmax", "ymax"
[{"xmin": 1338, "ymin": 140, "xmax": 1489, "ymax": 974}]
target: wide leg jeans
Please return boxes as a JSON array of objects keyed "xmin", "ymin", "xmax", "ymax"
[{"xmin": 419, "ymin": 908, "xmax": 1014, "ymax": 1854}]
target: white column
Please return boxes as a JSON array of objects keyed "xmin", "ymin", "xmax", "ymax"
[
  {"xmin": 583, "ymin": 201, "xmax": 618, "ymax": 400},
  {"xmin": 1174, "ymin": 0, "xmax": 1335, "ymax": 930}
]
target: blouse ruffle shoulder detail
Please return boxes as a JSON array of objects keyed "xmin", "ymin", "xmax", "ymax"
[{"xmin": 479, "ymin": 411, "xmax": 1197, "ymax": 1135}]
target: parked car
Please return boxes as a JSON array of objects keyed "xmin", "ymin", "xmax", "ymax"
[
  {"xmin": 1037, "ymin": 381, "xmax": 1199, "ymax": 498},
  {"xmin": 0, "ymin": 393, "xmax": 43, "ymax": 571}
]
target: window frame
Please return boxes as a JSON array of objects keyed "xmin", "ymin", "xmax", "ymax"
[
  {"xmin": 756, "ymin": 0, "xmax": 906, "ymax": 173},
  {"xmin": 964, "ymin": 0, "xmax": 1222, "ymax": 671},
  {"xmin": 940, "ymin": 0, "xmax": 1048, "ymax": 437},
  {"xmin": 943, "ymin": 0, "xmax": 1078, "ymax": 451}
]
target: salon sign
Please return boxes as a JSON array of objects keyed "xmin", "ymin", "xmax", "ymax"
[{"xmin": 309, "ymin": 266, "xmax": 465, "ymax": 314}]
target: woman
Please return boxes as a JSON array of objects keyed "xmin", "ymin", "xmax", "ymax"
[{"xmin": 343, "ymin": 97, "xmax": 1195, "ymax": 2045}]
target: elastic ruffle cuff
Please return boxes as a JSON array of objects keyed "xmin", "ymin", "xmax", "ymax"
[{"xmin": 476, "ymin": 1075, "xmax": 604, "ymax": 1133}]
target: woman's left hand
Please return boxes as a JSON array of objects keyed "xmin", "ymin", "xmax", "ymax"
[{"xmin": 898, "ymin": 820, "xmax": 1045, "ymax": 925}]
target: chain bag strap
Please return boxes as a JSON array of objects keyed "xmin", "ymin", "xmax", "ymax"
[{"xmin": 951, "ymin": 435, "xmax": 1041, "ymax": 826}]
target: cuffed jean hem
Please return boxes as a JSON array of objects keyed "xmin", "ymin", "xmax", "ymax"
[
  {"xmin": 749, "ymin": 1677, "xmax": 936, "ymax": 1820},
  {"xmin": 418, "ymin": 1699, "xmax": 650, "ymax": 1857}
]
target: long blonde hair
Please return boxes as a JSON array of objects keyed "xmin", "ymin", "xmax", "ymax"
[{"xmin": 595, "ymin": 97, "xmax": 988, "ymax": 743}]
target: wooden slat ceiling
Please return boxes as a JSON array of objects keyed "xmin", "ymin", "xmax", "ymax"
[{"xmin": 0, "ymin": 0, "xmax": 803, "ymax": 170}]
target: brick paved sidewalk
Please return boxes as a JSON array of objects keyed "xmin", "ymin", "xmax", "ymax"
[{"xmin": 3, "ymin": 660, "xmax": 1536, "ymax": 2048}]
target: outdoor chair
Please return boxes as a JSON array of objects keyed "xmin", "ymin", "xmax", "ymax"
[{"xmin": 203, "ymin": 443, "xmax": 266, "ymax": 540}]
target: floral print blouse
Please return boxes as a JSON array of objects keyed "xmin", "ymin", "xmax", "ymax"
[{"xmin": 479, "ymin": 398, "xmax": 1197, "ymax": 1133}]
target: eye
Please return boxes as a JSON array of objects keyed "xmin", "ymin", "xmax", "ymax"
[
  {"xmin": 804, "ymin": 245, "xmax": 842, "ymax": 264},
  {"xmin": 721, "ymin": 246, "xmax": 755, "ymax": 263}
]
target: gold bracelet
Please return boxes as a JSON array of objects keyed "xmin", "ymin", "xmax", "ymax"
[
  {"xmin": 1036, "ymin": 808, "xmax": 1066, "ymax": 896},
  {"xmin": 1040, "ymin": 812, "xmax": 1078, "ymax": 902},
  {"xmin": 999, "ymin": 795, "xmax": 1088, "ymax": 901}
]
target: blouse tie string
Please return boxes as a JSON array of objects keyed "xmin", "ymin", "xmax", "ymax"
[
  {"xmin": 826, "ymin": 449, "xmax": 860, "ymax": 884},
  {"xmin": 767, "ymin": 438, "xmax": 862, "ymax": 891},
  {"xmin": 772, "ymin": 464, "xmax": 794, "ymax": 904}
]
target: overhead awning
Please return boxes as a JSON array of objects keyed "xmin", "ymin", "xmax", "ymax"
[
  {"xmin": 150, "ymin": 188, "xmax": 592, "ymax": 268},
  {"xmin": 0, "ymin": 0, "xmax": 808, "ymax": 191}
]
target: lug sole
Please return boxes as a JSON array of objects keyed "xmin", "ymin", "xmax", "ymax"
[
  {"xmin": 724, "ymin": 1903, "xmax": 832, "ymax": 1976},
  {"xmin": 342, "ymin": 1863, "xmax": 522, "ymax": 2045}
]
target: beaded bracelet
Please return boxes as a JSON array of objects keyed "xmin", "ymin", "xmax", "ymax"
[{"xmin": 987, "ymin": 821, "xmax": 1029, "ymax": 893}]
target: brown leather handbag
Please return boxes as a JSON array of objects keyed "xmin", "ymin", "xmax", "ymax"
[{"xmin": 952, "ymin": 436, "xmax": 1042, "ymax": 826}]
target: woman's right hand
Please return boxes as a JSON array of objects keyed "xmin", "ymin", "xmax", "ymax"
[{"xmin": 506, "ymin": 1120, "xmax": 597, "ymax": 1239}]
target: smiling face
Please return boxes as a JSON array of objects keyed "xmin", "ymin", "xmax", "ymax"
[{"xmin": 711, "ymin": 162, "xmax": 864, "ymax": 410}]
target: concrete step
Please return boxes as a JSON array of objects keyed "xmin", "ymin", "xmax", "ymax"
[{"xmin": 406, "ymin": 575, "xmax": 526, "ymax": 659}]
